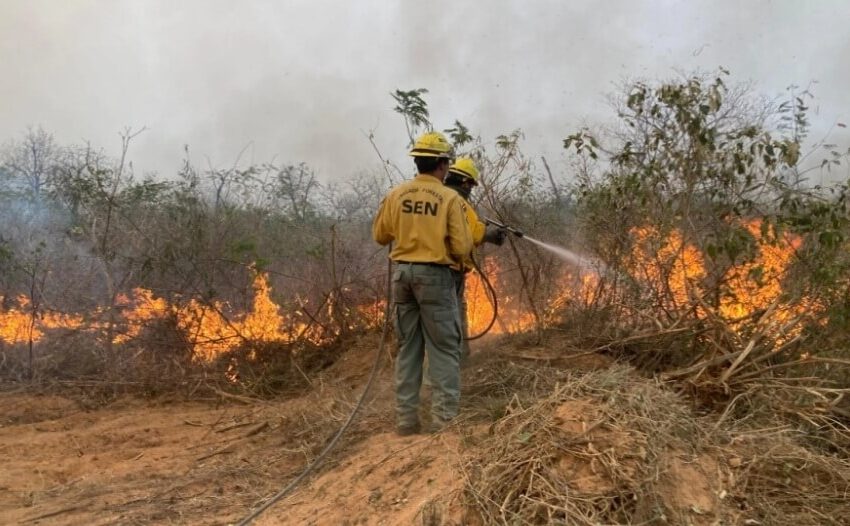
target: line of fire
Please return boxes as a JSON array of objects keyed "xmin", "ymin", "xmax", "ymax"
[{"xmin": 1, "ymin": 218, "xmax": 815, "ymax": 374}]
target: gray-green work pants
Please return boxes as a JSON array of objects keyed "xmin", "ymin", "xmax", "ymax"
[
  {"xmin": 451, "ymin": 269, "xmax": 471, "ymax": 364},
  {"xmin": 392, "ymin": 263, "xmax": 462, "ymax": 428}
]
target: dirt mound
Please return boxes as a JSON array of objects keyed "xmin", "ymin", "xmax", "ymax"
[{"xmin": 461, "ymin": 365, "xmax": 731, "ymax": 525}]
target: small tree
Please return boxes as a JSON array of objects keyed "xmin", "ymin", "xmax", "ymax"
[
  {"xmin": 566, "ymin": 70, "xmax": 803, "ymax": 314},
  {"xmin": 391, "ymin": 88, "xmax": 431, "ymax": 145},
  {"xmin": 1, "ymin": 126, "xmax": 62, "ymax": 200}
]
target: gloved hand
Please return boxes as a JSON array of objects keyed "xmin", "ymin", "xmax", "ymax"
[{"xmin": 483, "ymin": 225, "xmax": 508, "ymax": 246}]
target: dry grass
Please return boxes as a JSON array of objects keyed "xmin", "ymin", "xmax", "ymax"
[
  {"xmin": 0, "ymin": 326, "xmax": 362, "ymax": 411},
  {"xmin": 555, "ymin": 298, "xmax": 850, "ymax": 457},
  {"xmin": 459, "ymin": 363, "xmax": 850, "ymax": 526},
  {"xmin": 729, "ymin": 436, "xmax": 850, "ymax": 525},
  {"xmin": 461, "ymin": 366, "xmax": 697, "ymax": 525}
]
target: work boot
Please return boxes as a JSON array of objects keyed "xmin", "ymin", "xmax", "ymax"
[
  {"xmin": 396, "ymin": 422, "xmax": 421, "ymax": 436},
  {"xmin": 427, "ymin": 417, "xmax": 451, "ymax": 434}
]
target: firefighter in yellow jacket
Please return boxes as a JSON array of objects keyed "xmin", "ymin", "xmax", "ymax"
[
  {"xmin": 372, "ymin": 131, "xmax": 473, "ymax": 435},
  {"xmin": 443, "ymin": 157, "xmax": 507, "ymax": 361}
]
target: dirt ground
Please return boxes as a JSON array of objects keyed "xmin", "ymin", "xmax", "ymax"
[
  {"xmin": 2, "ymin": 332, "xmax": 838, "ymax": 525},
  {"xmin": 0, "ymin": 390, "xmax": 465, "ymax": 525},
  {"xmin": 1, "ymin": 393, "xmax": 268, "ymax": 525},
  {"xmin": 0, "ymin": 332, "xmax": 466, "ymax": 525}
]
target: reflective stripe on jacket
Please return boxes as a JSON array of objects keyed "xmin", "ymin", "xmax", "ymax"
[{"xmin": 372, "ymin": 174, "xmax": 473, "ymax": 265}]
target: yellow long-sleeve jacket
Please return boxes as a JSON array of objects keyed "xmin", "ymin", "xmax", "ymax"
[
  {"xmin": 465, "ymin": 203, "xmax": 486, "ymax": 246},
  {"xmin": 372, "ymin": 174, "xmax": 473, "ymax": 265},
  {"xmin": 455, "ymin": 201, "xmax": 486, "ymax": 271}
]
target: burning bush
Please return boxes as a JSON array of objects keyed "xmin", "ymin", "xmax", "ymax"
[
  {"xmin": 0, "ymin": 271, "xmax": 361, "ymax": 395},
  {"xmin": 557, "ymin": 71, "xmax": 850, "ymax": 446}
]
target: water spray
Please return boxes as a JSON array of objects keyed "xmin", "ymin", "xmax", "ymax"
[
  {"xmin": 467, "ymin": 218, "xmax": 604, "ymax": 340},
  {"xmin": 483, "ymin": 217, "xmax": 603, "ymax": 273}
]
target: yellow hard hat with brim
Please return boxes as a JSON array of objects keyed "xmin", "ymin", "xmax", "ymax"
[
  {"xmin": 409, "ymin": 131, "xmax": 455, "ymax": 159},
  {"xmin": 448, "ymin": 157, "xmax": 479, "ymax": 185}
]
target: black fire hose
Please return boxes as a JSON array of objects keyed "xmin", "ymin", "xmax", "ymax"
[
  {"xmin": 466, "ymin": 218, "xmax": 525, "ymax": 341},
  {"xmin": 235, "ymin": 255, "xmax": 393, "ymax": 526},
  {"xmin": 465, "ymin": 254, "xmax": 499, "ymax": 341}
]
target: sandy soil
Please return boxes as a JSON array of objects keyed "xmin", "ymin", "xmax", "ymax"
[
  {"xmin": 0, "ymin": 332, "xmax": 434, "ymax": 525},
  {"xmin": 0, "ymin": 393, "xmax": 298, "ymax": 525},
  {"xmin": 0, "ymin": 387, "xmax": 476, "ymax": 525},
  {"xmin": 0, "ymin": 334, "xmax": 734, "ymax": 525}
]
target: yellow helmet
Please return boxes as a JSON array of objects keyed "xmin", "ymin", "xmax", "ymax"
[
  {"xmin": 409, "ymin": 131, "xmax": 454, "ymax": 159},
  {"xmin": 448, "ymin": 157, "xmax": 479, "ymax": 185}
]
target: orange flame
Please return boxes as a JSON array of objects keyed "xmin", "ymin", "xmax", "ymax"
[
  {"xmin": 619, "ymin": 220, "xmax": 818, "ymax": 338},
  {"xmin": 356, "ymin": 299, "xmax": 387, "ymax": 329},
  {"xmin": 716, "ymin": 220, "xmax": 819, "ymax": 340},
  {"xmin": 461, "ymin": 219, "xmax": 817, "ymax": 339},
  {"xmin": 173, "ymin": 273, "xmax": 319, "ymax": 361},
  {"xmin": 0, "ymin": 296, "xmax": 39, "ymax": 344},
  {"xmin": 464, "ymin": 258, "xmax": 537, "ymax": 335},
  {"xmin": 627, "ymin": 226, "xmax": 706, "ymax": 309},
  {"xmin": 113, "ymin": 288, "xmax": 171, "ymax": 344},
  {"xmin": 464, "ymin": 258, "xmax": 587, "ymax": 335},
  {"xmin": 465, "ymin": 259, "xmax": 499, "ymax": 336},
  {"xmin": 0, "ymin": 274, "xmax": 323, "ymax": 361},
  {"xmin": 0, "ymin": 295, "xmax": 83, "ymax": 345},
  {"xmin": 548, "ymin": 271, "xmax": 601, "ymax": 313},
  {"xmin": 0, "ymin": 221, "xmax": 818, "ymax": 358},
  {"xmin": 718, "ymin": 220, "xmax": 802, "ymax": 321}
]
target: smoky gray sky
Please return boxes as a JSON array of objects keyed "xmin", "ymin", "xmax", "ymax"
[{"xmin": 2, "ymin": 0, "xmax": 848, "ymax": 182}]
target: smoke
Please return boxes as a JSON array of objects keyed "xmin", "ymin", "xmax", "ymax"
[
  {"xmin": 0, "ymin": 194, "xmax": 108, "ymax": 310},
  {"xmin": 0, "ymin": 0, "xmax": 847, "ymax": 182}
]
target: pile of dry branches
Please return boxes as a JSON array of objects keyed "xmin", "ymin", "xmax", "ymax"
[
  {"xmin": 573, "ymin": 287, "xmax": 850, "ymax": 451},
  {"xmin": 460, "ymin": 365, "xmax": 850, "ymax": 525},
  {"xmin": 461, "ymin": 366, "xmax": 698, "ymax": 525}
]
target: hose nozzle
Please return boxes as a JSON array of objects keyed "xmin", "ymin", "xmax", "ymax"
[{"xmin": 483, "ymin": 217, "xmax": 524, "ymax": 238}]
